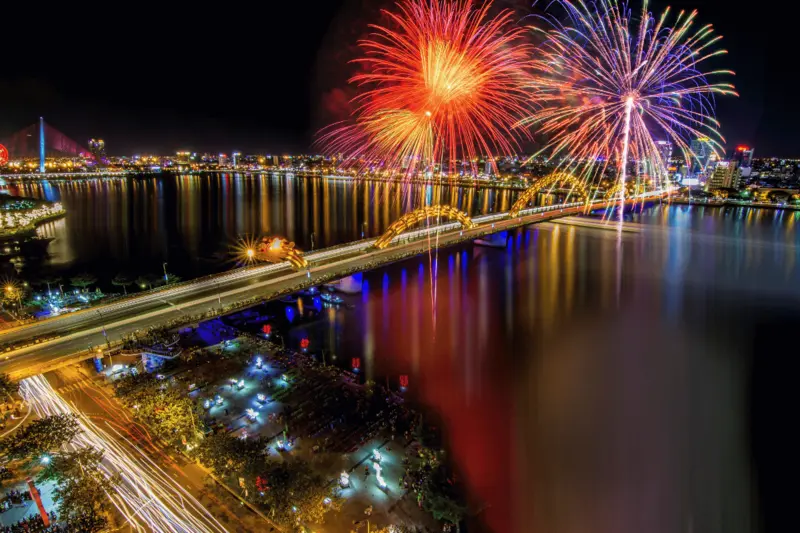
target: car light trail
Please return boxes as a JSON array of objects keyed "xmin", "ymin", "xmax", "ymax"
[{"xmin": 19, "ymin": 375, "xmax": 228, "ymax": 533}]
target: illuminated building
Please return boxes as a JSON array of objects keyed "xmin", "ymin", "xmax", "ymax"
[
  {"xmin": 690, "ymin": 137, "xmax": 714, "ymax": 176},
  {"xmin": 732, "ymin": 145, "xmax": 754, "ymax": 177},
  {"xmin": 88, "ymin": 139, "xmax": 106, "ymax": 160},
  {"xmin": 218, "ymin": 153, "xmax": 228, "ymax": 168},
  {"xmin": 707, "ymin": 161, "xmax": 740, "ymax": 190},
  {"xmin": 656, "ymin": 140, "xmax": 673, "ymax": 167}
]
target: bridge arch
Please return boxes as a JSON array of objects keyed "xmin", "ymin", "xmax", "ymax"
[
  {"xmin": 509, "ymin": 172, "xmax": 589, "ymax": 217},
  {"xmin": 374, "ymin": 205, "xmax": 476, "ymax": 249},
  {"xmin": 604, "ymin": 182, "xmax": 622, "ymax": 200}
]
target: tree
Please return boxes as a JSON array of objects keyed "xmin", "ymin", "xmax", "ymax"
[
  {"xmin": 135, "ymin": 274, "xmax": 159, "ymax": 291},
  {"xmin": 406, "ymin": 449, "xmax": 466, "ymax": 528},
  {"xmin": 38, "ymin": 446, "xmax": 119, "ymax": 531},
  {"xmin": 195, "ymin": 432, "xmax": 269, "ymax": 478},
  {"xmin": 0, "ymin": 413, "xmax": 81, "ymax": 462},
  {"xmin": 38, "ymin": 274, "xmax": 62, "ymax": 296},
  {"xmin": 256, "ymin": 459, "xmax": 341, "ymax": 527},
  {"xmin": 114, "ymin": 374, "xmax": 200, "ymax": 446},
  {"xmin": 0, "ymin": 373, "xmax": 18, "ymax": 400},
  {"xmin": 164, "ymin": 273, "xmax": 182, "ymax": 285},
  {"xmin": 111, "ymin": 273, "xmax": 134, "ymax": 295},
  {"xmin": 70, "ymin": 273, "xmax": 97, "ymax": 292}
]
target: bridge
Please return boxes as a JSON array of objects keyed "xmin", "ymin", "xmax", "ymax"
[
  {"xmin": 0, "ymin": 118, "xmax": 91, "ymax": 172},
  {"xmin": 0, "ymin": 187, "xmax": 669, "ymax": 379}
]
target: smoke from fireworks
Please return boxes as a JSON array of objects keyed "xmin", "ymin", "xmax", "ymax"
[
  {"xmin": 522, "ymin": 0, "xmax": 737, "ymax": 200},
  {"xmin": 319, "ymin": 0, "xmax": 532, "ymax": 178}
]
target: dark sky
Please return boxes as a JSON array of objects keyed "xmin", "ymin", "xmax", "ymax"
[{"xmin": 0, "ymin": 0, "xmax": 794, "ymax": 156}]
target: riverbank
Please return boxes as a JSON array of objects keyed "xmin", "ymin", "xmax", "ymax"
[
  {"xmin": 0, "ymin": 197, "xmax": 65, "ymax": 241},
  {"xmin": 670, "ymin": 197, "xmax": 800, "ymax": 211}
]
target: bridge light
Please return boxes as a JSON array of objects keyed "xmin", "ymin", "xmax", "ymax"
[{"xmin": 246, "ymin": 248, "xmax": 255, "ymax": 258}]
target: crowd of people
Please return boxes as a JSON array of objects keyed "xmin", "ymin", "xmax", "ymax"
[
  {"xmin": 0, "ymin": 512, "xmax": 61, "ymax": 533},
  {"xmin": 0, "ymin": 490, "xmax": 32, "ymax": 513}
]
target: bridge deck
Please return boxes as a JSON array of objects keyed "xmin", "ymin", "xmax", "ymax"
[{"xmin": 0, "ymin": 193, "xmax": 668, "ymax": 379}]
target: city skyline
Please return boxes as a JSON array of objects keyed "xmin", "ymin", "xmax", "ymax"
[{"xmin": 0, "ymin": 0, "xmax": 795, "ymax": 156}]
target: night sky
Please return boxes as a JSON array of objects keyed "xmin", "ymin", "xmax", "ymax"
[{"xmin": 0, "ymin": 0, "xmax": 793, "ymax": 156}]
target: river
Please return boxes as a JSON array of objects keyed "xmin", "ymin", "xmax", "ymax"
[{"xmin": 7, "ymin": 174, "xmax": 795, "ymax": 532}]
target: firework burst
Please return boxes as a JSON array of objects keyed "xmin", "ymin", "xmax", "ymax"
[
  {"xmin": 319, "ymin": 0, "xmax": 532, "ymax": 178},
  {"xmin": 522, "ymin": 0, "xmax": 737, "ymax": 203}
]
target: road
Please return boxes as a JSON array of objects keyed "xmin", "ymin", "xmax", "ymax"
[
  {"xmin": 0, "ymin": 194, "xmax": 666, "ymax": 378},
  {"xmin": 19, "ymin": 371, "xmax": 235, "ymax": 532}
]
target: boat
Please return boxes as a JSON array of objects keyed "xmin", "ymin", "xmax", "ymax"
[{"xmin": 320, "ymin": 293, "xmax": 344, "ymax": 305}]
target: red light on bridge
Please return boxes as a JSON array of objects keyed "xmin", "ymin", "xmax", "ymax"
[
  {"xmin": 300, "ymin": 338, "xmax": 310, "ymax": 350},
  {"xmin": 352, "ymin": 358, "xmax": 360, "ymax": 369},
  {"xmin": 399, "ymin": 374, "xmax": 409, "ymax": 388},
  {"xmin": 0, "ymin": 144, "xmax": 8, "ymax": 166},
  {"xmin": 262, "ymin": 324, "xmax": 271, "ymax": 335}
]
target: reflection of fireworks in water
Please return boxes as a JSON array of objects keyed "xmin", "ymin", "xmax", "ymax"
[
  {"xmin": 320, "ymin": 0, "xmax": 531, "ymax": 333},
  {"xmin": 522, "ymin": 0, "xmax": 737, "ymax": 219},
  {"xmin": 319, "ymin": 0, "xmax": 531, "ymax": 180}
]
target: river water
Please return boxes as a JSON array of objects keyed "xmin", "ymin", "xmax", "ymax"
[{"xmin": 8, "ymin": 175, "xmax": 797, "ymax": 532}]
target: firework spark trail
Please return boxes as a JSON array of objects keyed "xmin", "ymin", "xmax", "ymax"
[
  {"xmin": 20, "ymin": 375, "xmax": 228, "ymax": 533},
  {"xmin": 523, "ymin": 0, "xmax": 737, "ymax": 211},
  {"xmin": 319, "ymin": 0, "xmax": 532, "ymax": 180}
]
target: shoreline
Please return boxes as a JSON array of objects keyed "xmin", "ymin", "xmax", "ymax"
[
  {"xmin": 670, "ymin": 198, "xmax": 800, "ymax": 211},
  {"xmin": 0, "ymin": 209, "xmax": 66, "ymax": 241}
]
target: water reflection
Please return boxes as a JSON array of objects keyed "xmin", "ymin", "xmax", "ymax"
[
  {"xmin": 289, "ymin": 204, "xmax": 792, "ymax": 532},
  {"xmin": 7, "ymin": 174, "xmax": 527, "ymax": 280}
]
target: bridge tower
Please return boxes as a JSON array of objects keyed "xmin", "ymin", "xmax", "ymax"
[{"xmin": 39, "ymin": 117, "xmax": 45, "ymax": 173}]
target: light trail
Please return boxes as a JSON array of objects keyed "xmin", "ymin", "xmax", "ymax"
[{"xmin": 19, "ymin": 375, "xmax": 228, "ymax": 533}]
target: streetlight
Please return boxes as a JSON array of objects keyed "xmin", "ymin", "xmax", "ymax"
[
  {"xmin": 162, "ymin": 262, "xmax": 168, "ymax": 284},
  {"xmin": 96, "ymin": 310, "xmax": 110, "ymax": 348}
]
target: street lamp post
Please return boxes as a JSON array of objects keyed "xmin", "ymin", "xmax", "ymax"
[
  {"xmin": 96, "ymin": 310, "xmax": 110, "ymax": 348},
  {"xmin": 162, "ymin": 262, "xmax": 168, "ymax": 284}
]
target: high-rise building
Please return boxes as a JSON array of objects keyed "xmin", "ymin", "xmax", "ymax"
[
  {"xmin": 218, "ymin": 153, "xmax": 228, "ymax": 167},
  {"xmin": 88, "ymin": 139, "xmax": 106, "ymax": 160},
  {"xmin": 707, "ymin": 161, "xmax": 740, "ymax": 190},
  {"xmin": 690, "ymin": 137, "xmax": 714, "ymax": 176},
  {"xmin": 656, "ymin": 140, "xmax": 673, "ymax": 167},
  {"xmin": 732, "ymin": 145, "xmax": 754, "ymax": 177}
]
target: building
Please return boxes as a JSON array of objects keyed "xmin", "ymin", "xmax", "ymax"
[
  {"xmin": 732, "ymin": 145, "xmax": 754, "ymax": 178},
  {"xmin": 88, "ymin": 139, "xmax": 106, "ymax": 160},
  {"xmin": 218, "ymin": 153, "xmax": 229, "ymax": 168},
  {"xmin": 690, "ymin": 137, "xmax": 714, "ymax": 176},
  {"xmin": 707, "ymin": 161, "xmax": 741, "ymax": 190},
  {"xmin": 657, "ymin": 140, "xmax": 673, "ymax": 167}
]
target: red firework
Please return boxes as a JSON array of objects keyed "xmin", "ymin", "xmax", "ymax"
[{"xmin": 318, "ymin": 0, "xmax": 532, "ymax": 178}]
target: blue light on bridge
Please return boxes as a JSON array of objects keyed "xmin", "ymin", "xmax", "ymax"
[{"xmin": 39, "ymin": 117, "xmax": 45, "ymax": 174}]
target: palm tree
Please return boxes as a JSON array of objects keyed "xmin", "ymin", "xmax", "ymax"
[
  {"xmin": 164, "ymin": 273, "xmax": 182, "ymax": 285},
  {"xmin": 70, "ymin": 273, "xmax": 97, "ymax": 292},
  {"xmin": 111, "ymin": 273, "xmax": 134, "ymax": 295},
  {"xmin": 40, "ymin": 274, "xmax": 62, "ymax": 296}
]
